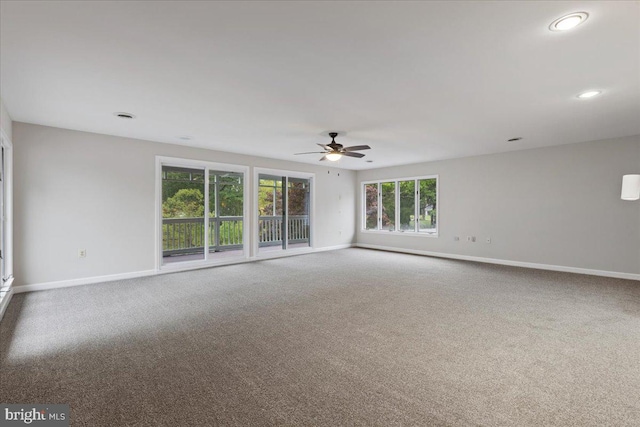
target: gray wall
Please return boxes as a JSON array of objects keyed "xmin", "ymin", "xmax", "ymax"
[
  {"xmin": 14, "ymin": 123, "xmax": 357, "ymax": 286},
  {"xmin": 356, "ymin": 135, "xmax": 640, "ymax": 275},
  {"xmin": 13, "ymin": 122, "xmax": 640, "ymax": 286},
  {"xmin": 0, "ymin": 98, "xmax": 11, "ymax": 141}
]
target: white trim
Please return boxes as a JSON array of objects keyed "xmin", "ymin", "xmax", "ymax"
[
  {"xmin": 361, "ymin": 230, "xmax": 439, "ymax": 238},
  {"xmin": 12, "ymin": 244, "xmax": 355, "ymax": 294},
  {"xmin": 13, "ymin": 270, "xmax": 158, "ymax": 294},
  {"xmin": 355, "ymin": 243, "xmax": 640, "ymax": 281},
  {"xmin": 0, "ymin": 287, "xmax": 13, "ymax": 321},
  {"xmin": 155, "ymin": 156, "xmax": 162, "ymax": 271},
  {"xmin": 0, "ymin": 129, "xmax": 13, "ymax": 299},
  {"xmin": 314, "ymin": 243, "xmax": 353, "ymax": 252}
]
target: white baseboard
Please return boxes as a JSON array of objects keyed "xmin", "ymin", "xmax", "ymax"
[
  {"xmin": 12, "ymin": 244, "xmax": 356, "ymax": 294},
  {"xmin": 13, "ymin": 269, "xmax": 158, "ymax": 294},
  {"xmin": 248, "ymin": 244, "xmax": 354, "ymax": 262},
  {"xmin": 314, "ymin": 243, "xmax": 354, "ymax": 252},
  {"xmin": 0, "ymin": 287, "xmax": 14, "ymax": 321},
  {"xmin": 355, "ymin": 243, "xmax": 640, "ymax": 281}
]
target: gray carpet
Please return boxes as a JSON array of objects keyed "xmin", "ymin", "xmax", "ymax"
[{"xmin": 1, "ymin": 248, "xmax": 639, "ymax": 426}]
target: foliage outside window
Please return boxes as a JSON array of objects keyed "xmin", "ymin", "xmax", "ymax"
[
  {"xmin": 161, "ymin": 166, "xmax": 245, "ymax": 254},
  {"xmin": 362, "ymin": 176, "xmax": 437, "ymax": 235},
  {"xmin": 364, "ymin": 184, "xmax": 378, "ymax": 230},
  {"xmin": 381, "ymin": 182, "xmax": 395, "ymax": 230}
]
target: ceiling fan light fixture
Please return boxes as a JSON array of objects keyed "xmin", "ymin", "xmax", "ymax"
[{"xmin": 325, "ymin": 152, "xmax": 342, "ymax": 161}]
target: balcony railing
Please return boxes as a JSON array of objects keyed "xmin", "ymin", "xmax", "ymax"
[
  {"xmin": 257, "ymin": 215, "xmax": 309, "ymax": 247},
  {"xmin": 162, "ymin": 215, "xmax": 309, "ymax": 256}
]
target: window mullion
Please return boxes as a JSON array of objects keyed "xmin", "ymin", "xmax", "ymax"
[
  {"xmin": 392, "ymin": 181, "xmax": 396, "ymax": 231},
  {"xmin": 377, "ymin": 183, "xmax": 382, "ymax": 230},
  {"xmin": 203, "ymin": 168, "xmax": 210, "ymax": 261},
  {"xmin": 415, "ymin": 179, "xmax": 419, "ymax": 232}
]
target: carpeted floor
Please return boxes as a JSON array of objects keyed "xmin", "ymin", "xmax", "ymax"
[{"xmin": 1, "ymin": 248, "xmax": 639, "ymax": 426}]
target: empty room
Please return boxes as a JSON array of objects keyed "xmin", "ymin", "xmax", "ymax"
[{"xmin": 1, "ymin": 1, "xmax": 639, "ymax": 426}]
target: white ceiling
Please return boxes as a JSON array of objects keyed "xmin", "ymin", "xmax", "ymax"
[{"xmin": 1, "ymin": 1, "xmax": 639, "ymax": 170}]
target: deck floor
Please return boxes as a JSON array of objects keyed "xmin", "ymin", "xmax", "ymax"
[{"xmin": 162, "ymin": 243, "xmax": 310, "ymax": 265}]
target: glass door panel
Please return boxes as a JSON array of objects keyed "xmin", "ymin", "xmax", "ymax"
[
  {"xmin": 162, "ymin": 166, "xmax": 205, "ymax": 264},
  {"xmin": 258, "ymin": 174, "xmax": 284, "ymax": 253},
  {"xmin": 287, "ymin": 177, "xmax": 310, "ymax": 249},
  {"xmin": 209, "ymin": 170, "xmax": 244, "ymax": 260}
]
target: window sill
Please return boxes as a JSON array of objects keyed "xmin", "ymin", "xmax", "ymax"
[{"xmin": 360, "ymin": 230, "xmax": 439, "ymax": 238}]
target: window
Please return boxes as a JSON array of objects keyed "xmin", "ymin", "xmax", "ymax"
[
  {"xmin": 361, "ymin": 176, "xmax": 438, "ymax": 235},
  {"xmin": 364, "ymin": 183, "xmax": 378, "ymax": 230},
  {"xmin": 381, "ymin": 182, "xmax": 395, "ymax": 230},
  {"xmin": 398, "ymin": 180, "xmax": 415, "ymax": 231}
]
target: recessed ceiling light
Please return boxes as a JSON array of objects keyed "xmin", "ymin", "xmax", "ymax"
[
  {"xmin": 366, "ymin": 160, "xmax": 373, "ymax": 163},
  {"xmin": 114, "ymin": 112, "xmax": 135, "ymax": 119},
  {"xmin": 507, "ymin": 137, "xmax": 523, "ymax": 142},
  {"xmin": 178, "ymin": 136, "xmax": 192, "ymax": 141},
  {"xmin": 577, "ymin": 90, "xmax": 601, "ymax": 99},
  {"xmin": 549, "ymin": 12, "xmax": 589, "ymax": 32}
]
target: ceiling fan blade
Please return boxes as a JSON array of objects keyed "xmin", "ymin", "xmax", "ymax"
[
  {"xmin": 343, "ymin": 145, "xmax": 371, "ymax": 152},
  {"xmin": 317, "ymin": 143, "xmax": 329, "ymax": 149},
  {"xmin": 319, "ymin": 155, "xmax": 328, "ymax": 161},
  {"xmin": 342, "ymin": 151, "xmax": 365, "ymax": 158},
  {"xmin": 295, "ymin": 151, "xmax": 327, "ymax": 155}
]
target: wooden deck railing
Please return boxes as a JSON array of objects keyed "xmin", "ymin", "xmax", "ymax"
[{"xmin": 162, "ymin": 215, "xmax": 309, "ymax": 256}]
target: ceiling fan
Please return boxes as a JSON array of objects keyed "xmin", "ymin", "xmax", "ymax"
[{"xmin": 295, "ymin": 132, "xmax": 371, "ymax": 161}]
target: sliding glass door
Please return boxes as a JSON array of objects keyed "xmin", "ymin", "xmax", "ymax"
[
  {"xmin": 159, "ymin": 158, "xmax": 247, "ymax": 267},
  {"xmin": 257, "ymin": 172, "xmax": 312, "ymax": 254}
]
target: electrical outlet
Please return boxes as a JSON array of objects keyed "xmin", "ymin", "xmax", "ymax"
[
  {"xmin": 486, "ymin": 237, "xmax": 491, "ymax": 244},
  {"xmin": 454, "ymin": 236, "xmax": 460, "ymax": 241},
  {"xmin": 78, "ymin": 249, "xmax": 86, "ymax": 258},
  {"xmin": 467, "ymin": 236, "xmax": 476, "ymax": 242}
]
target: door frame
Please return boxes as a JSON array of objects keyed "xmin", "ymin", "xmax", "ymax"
[
  {"xmin": 0, "ymin": 129, "xmax": 14, "ymax": 320},
  {"xmin": 155, "ymin": 156, "xmax": 250, "ymax": 271},
  {"xmin": 253, "ymin": 168, "xmax": 315, "ymax": 258}
]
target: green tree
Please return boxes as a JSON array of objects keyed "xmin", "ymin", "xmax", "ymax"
[
  {"xmin": 163, "ymin": 188, "xmax": 204, "ymax": 218},
  {"xmin": 364, "ymin": 184, "xmax": 378, "ymax": 229},
  {"xmin": 216, "ymin": 176, "xmax": 244, "ymax": 216},
  {"xmin": 419, "ymin": 179, "xmax": 437, "ymax": 226},
  {"xmin": 399, "ymin": 180, "xmax": 415, "ymax": 228}
]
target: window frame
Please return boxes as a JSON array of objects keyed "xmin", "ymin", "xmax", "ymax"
[{"xmin": 361, "ymin": 174, "xmax": 439, "ymax": 237}]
